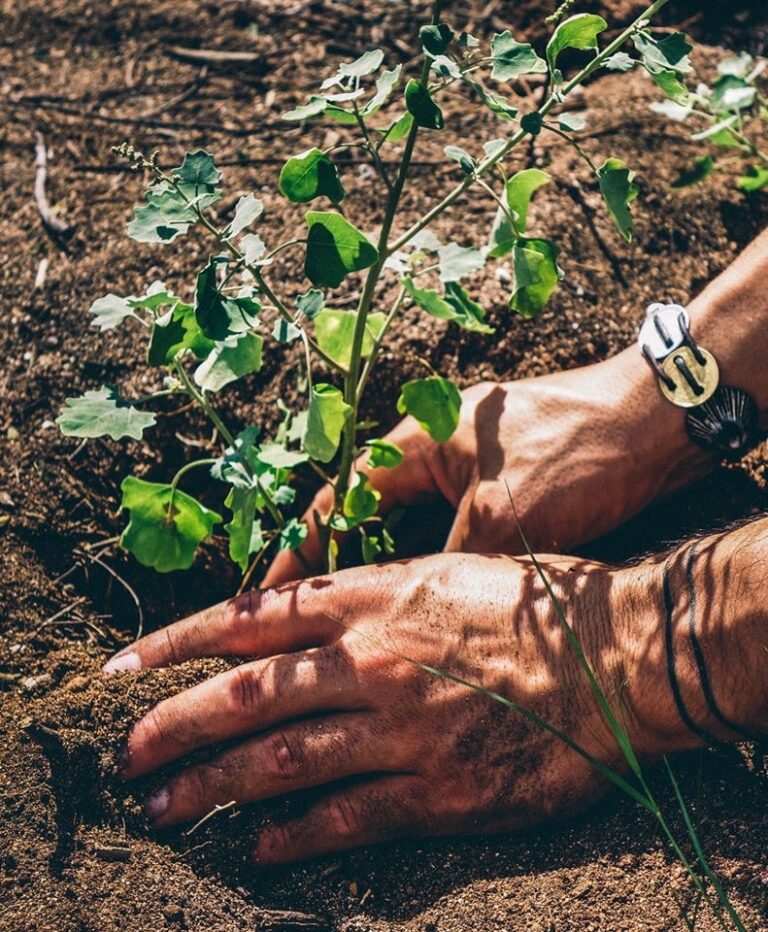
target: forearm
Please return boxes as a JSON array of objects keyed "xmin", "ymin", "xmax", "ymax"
[
  {"xmin": 622, "ymin": 516, "xmax": 768, "ymax": 754},
  {"xmin": 603, "ymin": 228, "xmax": 768, "ymax": 496}
]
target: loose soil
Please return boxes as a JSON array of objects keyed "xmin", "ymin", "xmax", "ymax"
[{"xmin": 2, "ymin": 1, "xmax": 768, "ymax": 929}]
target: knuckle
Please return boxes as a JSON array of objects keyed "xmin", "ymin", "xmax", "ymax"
[
  {"xmin": 327, "ymin": 794, "xmax": 362, "ymax": 838},
  {"xmin": 225, "ymin": 664, "xmax": 266, "ymax": 718},
  {"xmin": 265, "ymin": 730, "xmax": 305, "ymax": 781}
]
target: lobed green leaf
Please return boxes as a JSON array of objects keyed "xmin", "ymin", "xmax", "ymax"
[
  {"xmin": 57, "ymin": 386, "xmax": 157, "ymax": 441},
  {"xmin": 397, "ymin": 376, "xmax": 462, "ymax": 442}
]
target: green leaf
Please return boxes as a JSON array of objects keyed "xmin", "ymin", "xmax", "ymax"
[
  {"xmin": 650, "ymin": 68, "xmax": 690, "ymax": 103},
  {"xmin": 361, "ymin": 532, "xmax": 382, "ymax": 564},
  {"xmin": 366, "ymin": 439, "xmax": 404, "ymax": 469},
  {"xmin": 510, "ymin": 238, "xmax": 561, "ymax": 317},
  {"xmin": 420, "ymin": 23, "xmax": 455, "ymax": 57},
  {"xmin": 558, "ymin": 111, "xmax": 586, "ymax": 132},
  {"xmin": 228, "ymin": 194, "xmax": 263, "ymax": 237},
  {"xmin": 279, "ymin": 148, "xmax": 345, "ymax": 204},
  {"xmin": 596, "ymin": 157, "xmax": 639, "ymax": 241},
  {"xmin": 488, "ymin": 167, "xmax": 551, "ymax": 257},
  {"xmin": 304, "ymin": 212, "xmax": 378, "ymax": 288},
  {"xmin": 128, "ymin": 184, "xmax": 195, "ymax": 243},
  {"xmin": 303, "ymin": 383, "xmax": 352, "ymax": 462},
  {"xmin": 242, "ymin": 233, "xmax": 268, "ymax": 264},
  {"xmin": 465, "ymin": 81, "xmax": 519, "ymax": 121},
  {"xmin": 405, "ymin": 79, "xmax": 444, "ymax": 129},
  {"xmin": 313, "ymin": 309, "xmax": 386, "ymax": 369},
  {"xmin": 56, "ymin": 385, "xmax": 155, "ymax": 440},
  {"xmin": 194, "ymin": 258, "xmax": 231, "ymax": 340},
  {"xmin": 194, "ymin": 333, "xmax": 264, "ymax": 392},
  {"xmin": 546, "ymin": 14, "xmax": 606, "ymax": 73},
  {"xmin": 438, "ymin": 243, "xmax": 485, "ymax": 282},
  {"xmin": 224, "ymin": 486, "xmax": 263, "ymax": 572},
  {"xmin": 279, "ymin": 518, "xmax": 308, "ymax": 551},
  {"xmin": 148, "ymin": 302, "xmax": 213, "ymax": 365},
  {"xmin": 403, "ymin": 278, "xmax": 493, "ymax": 334},
  {"xmin": 272, "ymin": 318, "xmax": 302, "ymax": 343},
  {"xmin": 633, "ymin": 32, "xmax": 692, "ymax": 76},
  {"xmin": 120, "ymin": 476, "xmax": 221, "ymax": 573},
  {"xmin": 176, "ymin": 149, "xmax": 221, "ymax": 188},
  {"xmin": 604, "ymin": 51, "xmax": 634, "ymax": 72},
  {"xmin": 709, "ymin": 74, "xmax": 756, "ymax": 112},
  {"xmin": 397, "ymin": 376, "xmax": 461, "ymax": 442},
  {"xmin": 444, "ymin": 145, "xmax": 475, "ymax": 173},
  {"xmin": 297, "ymin": 288, "xmax": 325, "ymax": 319},
  {"xmin": 671, "ymin": 155, "xmax": 715, "ymax": 189},
  {"xmin": 57, "ymin": 386, "xmax": 156, "ymax": 441},
  {"xmin": 431, "ymin": 55, "xmax": 461, "ymax": 80},
  {"xmin": 283, "ymin": 97, "xmax": 327, "ymax": 121},
  {"xmin": 90, "ymin": 294, "xmax": 134, "ymax": 331},
  {"xmin": 490, "ymin": 31, "xmax": 547, "ymax": 81},
  {"xmin": 258, "ymin": 444, "xmax": 308, "ymax": 469},
  {"xmin": 363, "ymin": 66, "xmax": 403, "ymax": 115},
  {"xmin": 738, "ymin": 165, "xmax": 768, "ymax": 193},
  {"xmin": 126, "ymin": 281, "xmax": 180, "ymax": 311},
  {"xmin": 339, "ymin": 48, "xmax": 384, "ymax": 78},
  {"xmin": 383, "ymin": 111, "xmax": 414, "ymax": 142},
  {"xmin": 341, "ymin": 472, "xmax": 380, "ymax": 528}
]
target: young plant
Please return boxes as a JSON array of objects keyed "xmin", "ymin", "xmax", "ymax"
[
  {"xmin": 59, "ymin": 0, "xmax": 677, "ymax": 580},
  {"xmin": 635, "ymin": 37, "xmax": 767, "ymax": 192}
]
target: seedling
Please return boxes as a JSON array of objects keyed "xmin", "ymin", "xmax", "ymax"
[
  {"xmin": 59, "ymin": 0, "xmax": 680, "ymax": 578},
  {"xmin": 639, "ymin": 41, "xmax": 767, "ymax": 191}
]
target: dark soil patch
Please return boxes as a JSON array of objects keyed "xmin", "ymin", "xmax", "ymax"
[{"xmin": 2, "ymin": 1, "xmax": 768, "ymax": 929}]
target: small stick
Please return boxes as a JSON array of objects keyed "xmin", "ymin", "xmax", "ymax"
[
  {"xmin": 76, "ymin": 549, "xmax": 144, "ymax": 640},
  {"xmin": 92, "ymin": 844, "xmax": 131, "ymax": 863},
  {"xmin": 184, "ymin": 799, "xmax": 237, "ymax": 835},
  {"xmin": 34, "ymin": 257, "xmax": 48, "ymax": 289},
  {"xmin": 166, "ymin": 46, "xmax": 262, "ymax": 65},
  {"xmin": 34, "ymin": 132, "xmax": 74, "ymax": 239}
]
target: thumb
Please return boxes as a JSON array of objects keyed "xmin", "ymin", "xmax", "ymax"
[{"xmin": 261, "ymin": 418, "xmax": 437, "ymax": 588}]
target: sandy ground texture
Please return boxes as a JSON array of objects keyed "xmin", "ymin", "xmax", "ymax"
[{"xmin": 1, "ymin": 0, "xmax": 768, "ymax": 929}]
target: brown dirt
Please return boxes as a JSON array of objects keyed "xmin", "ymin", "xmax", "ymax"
[{"xmin": 2, "ymin": 1, "xmax": 768, "ymax": 929}]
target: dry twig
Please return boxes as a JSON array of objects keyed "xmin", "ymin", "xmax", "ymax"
[{"xmin": 34, "ymin": 132, "xmax": 74, "ymax": 239}]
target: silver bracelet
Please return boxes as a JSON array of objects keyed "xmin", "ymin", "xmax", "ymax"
[{"xmin": 637, "ymin": 303, "xmax": 762, "ymax": 461}]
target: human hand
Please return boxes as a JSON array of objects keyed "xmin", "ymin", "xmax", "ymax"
[
  {"xmin": 107, "ymin": 550, "xmax": 661, "ymax": 864},
  {"xmin": 264, "ymin": 351, "xmax": 708, "ymax": 586}
]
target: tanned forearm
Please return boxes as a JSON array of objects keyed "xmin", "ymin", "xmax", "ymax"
[{"xmin": 621, "ymin": 516, "xmax": 768, "ymax": 754}]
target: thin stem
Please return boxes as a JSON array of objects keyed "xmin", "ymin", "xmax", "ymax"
[
  {"xmin": 543, "ymin": 121, "xmax": 599, "ymax": 173},
  {"xmin": 333, "ymin": 0, "xmax": 444, "ymax": 526},
  {"xmin": 388, "ymin": 0, "xmax": 672, "ymax": 255},
  {"xmin": 352, "ymin": 99, "xmax": 394, "ymax": 193},
  {"xmin": 173, "ymin": 361, "xmax": 235, "ymax": 447},
  {"xmin": 357, "ymin": 283, "xmax": 407, "ymax": 397},
  {"xmin": 263, "ymin": 238, "xmax": 307, "ymax": 261},
  {"xmin": 475, "ymin": 176, "xmax": 522, "ymax": 238},
  {"xmin": 170, "ymin": 458, "xmax": 217, "ymax": 491},
  {"xmin": 236, "ymin": 535, "xmax": 275, "ymax": 595}
]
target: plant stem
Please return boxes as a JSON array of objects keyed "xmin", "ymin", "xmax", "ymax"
[
  {"xmin": 172, "ymin": 361, "xmax": 235, "ymax": 447},
  {"xmin": 388, "ymin": 0, "xmax": 672, "ymax": 255},
  {"xmin": 352, "ymin": 99, "xmax": 394, "ymax": 193},
  {"xmin": 356, "ymin": 283, "xmax": 407, "ymax": 397},
  {"xmin": 170, "ymin": 458, "xmax": 218, "ymax": 491},
  {"xmin": 319, "ymin": 2, "xmax": 448, "ymax": 571}
]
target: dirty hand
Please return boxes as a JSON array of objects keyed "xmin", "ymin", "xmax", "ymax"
[
  {"xmin": 109, "ymin": 550, "xmax": 665, "ymax": 863},
  {"xmin": 264, "ymin": 352, "xmax": 707, "ymax": 586}
]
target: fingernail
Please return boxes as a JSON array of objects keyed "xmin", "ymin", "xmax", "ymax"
[
  {"xmin": 103, "ymin": 651, "xmax": 142, "ymax": 676},
  {"xmin": 144, "ymin": 787, "xmax": 170, "ymax": 822}
]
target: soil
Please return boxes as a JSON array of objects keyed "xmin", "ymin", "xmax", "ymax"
[{"xmin": 2, "ymin": 1, "xmax": 768, "ymax": 929}]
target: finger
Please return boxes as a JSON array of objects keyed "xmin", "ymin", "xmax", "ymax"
[
  {"xmin": 103, "ymin": 570, "xmax": 377, "ymax": 674},
  {"xmin": 263, "ymin": 418, "xmax": 437, "ymax": 588},
  {"xmin": 146, "ymin": 713, "xmax": 401, "ymax": 827},
  {"xmin": 122, "ymin": 642, "xmax": 363, "ymax": 779},
  {"xmin": 254, "ymin": 775, "xmax": 429, "ymax": 864}
]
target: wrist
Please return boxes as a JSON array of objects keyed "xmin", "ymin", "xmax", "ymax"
[{"xmin": 618, "ymin": 520, "xmax": 768, "ymax": 757}]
